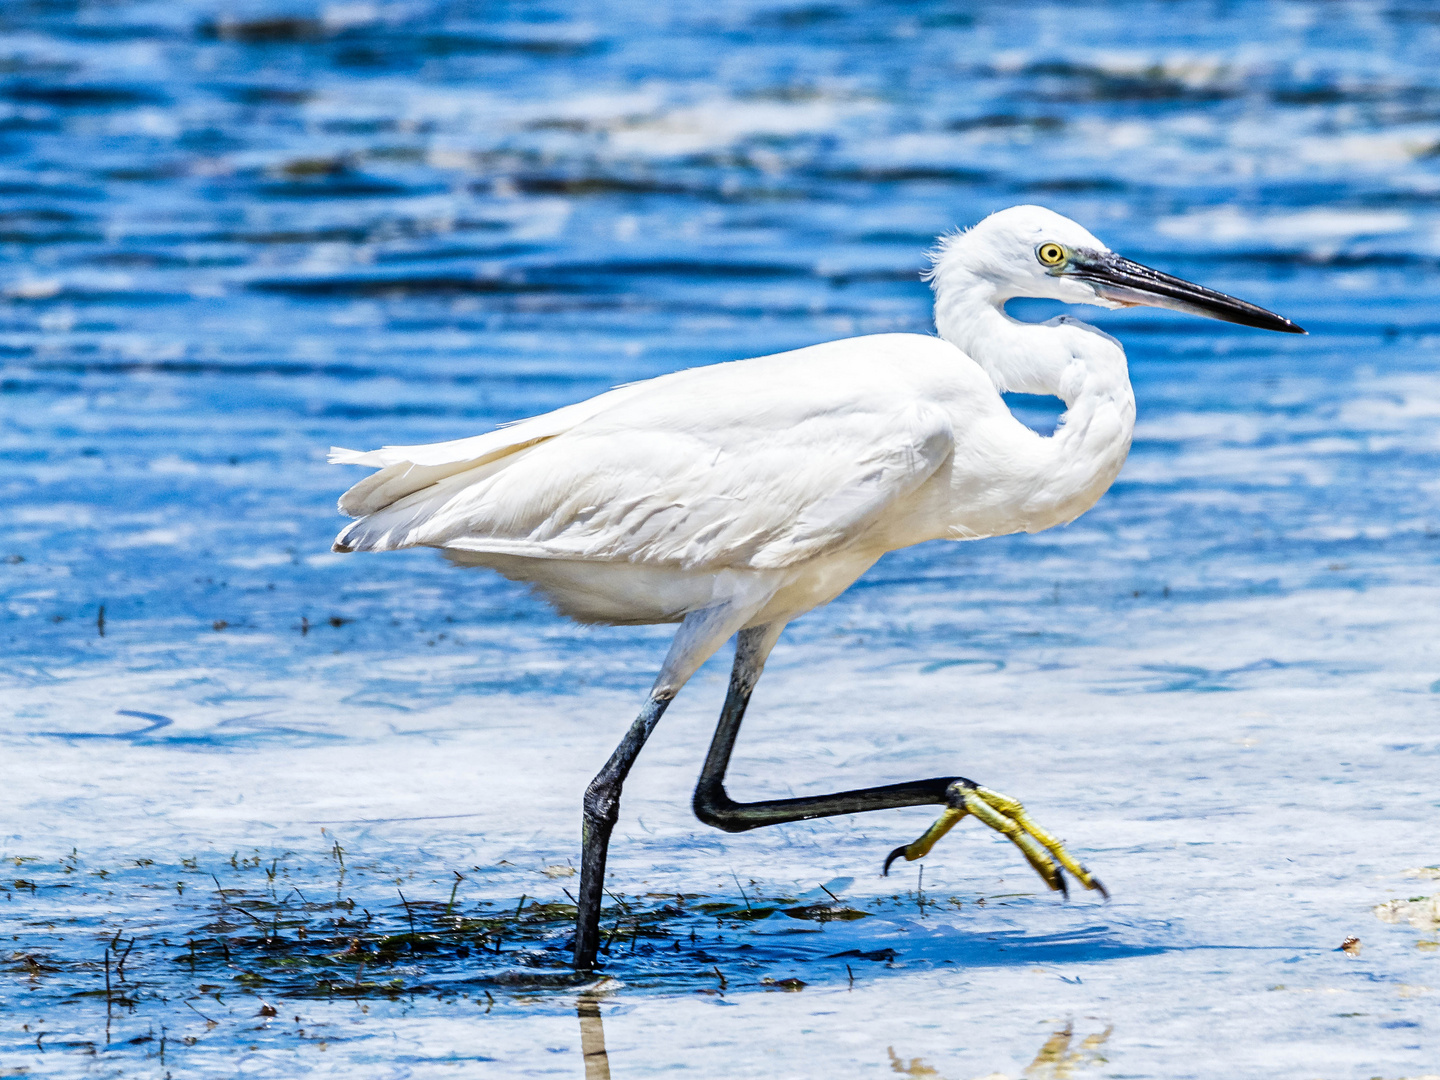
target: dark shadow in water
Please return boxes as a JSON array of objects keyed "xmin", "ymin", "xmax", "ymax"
[
  {"xmin": 776, "ymin": 920, "xmax": 1171, "ymax": 972},
  {"xmin": 1098, "ymin": 657, "xmax": 1375, "ymax": 694},
  {"xmin": 35, "ymin": 708, "xmax": 173, "ymax": 740},
  {"xmin": 32, "ymin": 709, "xmax": 342, "ymax": 746}
]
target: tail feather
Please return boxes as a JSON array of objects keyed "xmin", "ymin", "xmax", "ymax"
[
  {"xmin": 330, "ymin": 382, "xmax": 649, "ymax": 524},
  {"xmin": 333, "ymin": 458, "xmax": 504, "ymax": 552}
]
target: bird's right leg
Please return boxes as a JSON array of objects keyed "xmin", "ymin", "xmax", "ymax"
[
  {"xmin": 574, "ymin": 597, "xmax": 771, "ymax": 972},
  {"xmin": 693, "ymin": 624, "xmax": 1105, "ymax": 897},
  {"xmin": 574, "ymin": 690, "xmax": 673, "ymax": 972}
]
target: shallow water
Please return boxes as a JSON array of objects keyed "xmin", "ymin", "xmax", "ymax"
[{"xmin": 3, "ymin": 1, "xmax": 1440, "ymax": 1076}]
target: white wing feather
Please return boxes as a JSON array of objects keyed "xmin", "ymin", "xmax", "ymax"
[
  {"xmin": 333, "ymin": 336, "xmax": 959, "ymax": 571},
  {"xmin": 329, "ymin": 382, "xmax": 652, "ymax": 516}
]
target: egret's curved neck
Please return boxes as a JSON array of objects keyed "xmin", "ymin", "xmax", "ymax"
[
  {"xmin": 932, "ymin": 267, "xmax": 1137, "ymax": 530},
  {"xmin": 935, "ymin": 272, "xmax": 1099, "ymax": 399}
]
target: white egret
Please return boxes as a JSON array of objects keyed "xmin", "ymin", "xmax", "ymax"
[{"xmin": 329, "ymin": 205, "xmax": 1303, "ymax": 970}]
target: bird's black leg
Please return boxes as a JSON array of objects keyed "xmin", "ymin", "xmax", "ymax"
[
  {"xmin": 574, "ymin": 690, "xmax": 672, "ymax": 971},
  {"xmin": 693, "ymin": 625, "xmax": 1106, "ymax": 896},
  {"xmin": 694, "ymin": 626, "xmax": 963, "ymax": 831},
  {"xmin": 573, "ymin": 599, "xmax": 772, "ymax": 971}
]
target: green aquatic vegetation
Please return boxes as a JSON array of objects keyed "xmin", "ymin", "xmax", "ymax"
[{"xmin": 0, "ymin": 842, "xmax": 918, "ymax": 1046}]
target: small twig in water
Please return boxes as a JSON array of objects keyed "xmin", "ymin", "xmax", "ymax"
[
  {"xmin": 730, "ymin": 872, "xmax": 752, "ymax": 913},
  {"xmin": 213, "ymin": 885, "xmax": 266, "ymax": 929},
  {"xmin": 398, "ymin": 890, "xmax": 416, "ymax": 935},
  {"xmin": 713, "ymin": 966, "xmax": 727, "ymax": 991},
  {"xmin": 331, "ymin": 841, "xmax": 346, "ymax": 897},
  {"xmin": 444, "ymin": 872, "xmax": 465, "ymax": 917},
  {"xmin": 184, "ymin": 998, "xmax": 214, "ymax": 1024},
  {"xmin": 115, "ymin": 938, "xmax": 135, "ymax": 981},
  {"xmin": 604, "ymin": 888, "xmax": 631, "ymax": 914}
]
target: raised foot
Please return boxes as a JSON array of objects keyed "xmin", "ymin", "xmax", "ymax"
[{"xmin": 882, "ymin": 780, "xmax": 1107, "ymax": 899}]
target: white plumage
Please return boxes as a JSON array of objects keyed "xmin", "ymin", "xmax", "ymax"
[{"xmin": 332, "ymin": 207, "xmax": 1150, "ymax": 629}]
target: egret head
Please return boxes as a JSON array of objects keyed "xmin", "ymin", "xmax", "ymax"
[{"xmin": 929, "ymin": 205, "xmax": 1304, "ymax": 334}]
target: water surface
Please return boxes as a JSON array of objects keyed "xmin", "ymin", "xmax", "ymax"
[{"xmin": 3, "ymin": 2, "xmax": 1440, "ymax": 1076}]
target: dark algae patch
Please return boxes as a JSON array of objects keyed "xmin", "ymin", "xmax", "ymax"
[{"xmin": 0, "ymin": 842, "xmax": 929, "ymax": 1066}]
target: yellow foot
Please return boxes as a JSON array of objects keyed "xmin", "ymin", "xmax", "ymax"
[{"xmin": 882, "ymin": 780, "xmax": 1107, "ymax": 899}]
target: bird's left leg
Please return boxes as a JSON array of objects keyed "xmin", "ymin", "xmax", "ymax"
[
  {"xmin": 884, "ymin": 783, "xmax": 1108, "ymax": 898},
  {"xmin": 693, "ymin": 625, "xmax": 1105, "ymax": 897}
]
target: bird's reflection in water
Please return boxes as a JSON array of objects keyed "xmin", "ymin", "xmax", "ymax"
[
  {"xmin": 888, "ymin": 1047, "xmax": 944, "ymax": 1076},
  {"xmin": 1022, "ymin": 1022, "xmax": 1112, "ymax": 1079},
  {"xmin": 887, "ymin": 1021, "xmax": 1112, "ymax": 1080},
  {"xmin": 576, "ymin": 996, "xmax": 1109, "ymax": 1080},
  {"xmin": 577, "ymin": 991, "xmax": 612, "ymax": 1080}
]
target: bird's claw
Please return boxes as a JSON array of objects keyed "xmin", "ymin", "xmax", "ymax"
[
  {"xmin": 881, "ymin": 802, "xmax": 968, "ymax": 877},
  {"xmin": 881, "ymin": 845, "xmax": 910, "ymax": 877},
  {"xmin": 881, "ymin": 780, "xmax": 1108, "ymax": 900}
]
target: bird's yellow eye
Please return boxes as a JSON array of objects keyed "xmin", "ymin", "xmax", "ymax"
[{"xmin": 1036, "ymin": 242, "xmax": 1066, "ymax": 267}]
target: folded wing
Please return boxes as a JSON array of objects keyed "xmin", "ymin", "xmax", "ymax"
[
  {"xmin": 330, "ymin": 382, "xmax": 652, "ymax": 517},
  {"xmin": 334, "ymin": 348, "xmax": 956, "ymax": 572}
]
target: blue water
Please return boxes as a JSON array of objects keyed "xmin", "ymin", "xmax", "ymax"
[{"xmin": 4, "ymin": 2, "xmax": 1440, "ymax": 1076}]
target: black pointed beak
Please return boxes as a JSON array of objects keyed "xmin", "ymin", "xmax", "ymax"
[{"xmin": 1070, "ymin": 251, "xmax": 1306, "ymax": 334}]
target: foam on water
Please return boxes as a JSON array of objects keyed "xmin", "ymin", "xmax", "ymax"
[{"xmin": 3, "ymin": 1, "xmax": 1440, "ymax": 1076}]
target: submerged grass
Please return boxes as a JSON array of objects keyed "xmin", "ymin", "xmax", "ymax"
[{"xmin": 0, "ymin": 840, "xmax": 906, "ymax": 1050}]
